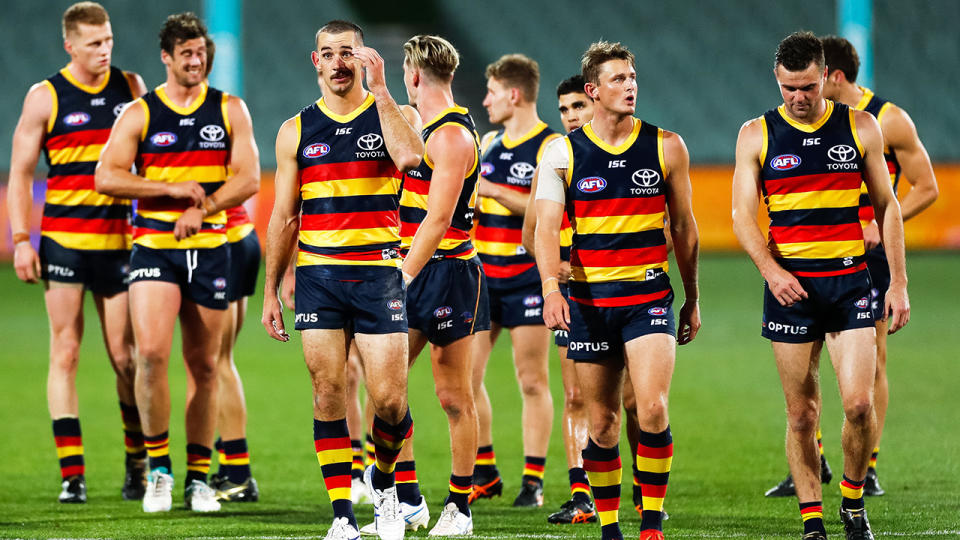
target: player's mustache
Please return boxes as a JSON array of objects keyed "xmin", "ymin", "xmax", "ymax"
[{"xmin": 332, "ymin": 69, "xmax": 352, "ymax": 78}]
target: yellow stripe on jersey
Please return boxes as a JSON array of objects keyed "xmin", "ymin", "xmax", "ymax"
[
  {"xmin": 318, "ymin": 92, "xmax": 375, "ymax": 123},
  {"xmin": 770, "ymin": 240, "xmax": 866, "ymax": 260},
  {"xmin": 300, "ymin": 228, "xmax": 399, "ymax": 248},
  {"xmin": 301, "ymin": 176, "xmax": 402, "ymax": 201},
  {"xmin": 137, "ymin": 209, "xmax": 227, "ymax": 225},
  {"xmin": 777, "ymin": 100, "xmax": 834, "ymax": 133},
  {"xmin": 47, "ymin": 143, "xmax": 104, "ymax": 165},
  {"xmin": 61, "ymin": 66, "xmax": 111, "ymax": 94},
  {"xmin": 574, "ymin": 213, "xmax": 665, "ymax": 236},
  {"xmin": 221, "ymin": 92, "xmax": 232, "ymax": 137},
  {"xmin": 478, "ymin": 196, "xmax": 512, "ymax": 216},
  {"xmin": 142, "ymin": 165, "xmax": 228, "ymax": 184},
  {"xmin": 133, "ymin": 231, "xmax": 226, "ymax": 250},
  {"xmin": 560, "ymin": 225, "xmax": 573, "ymax": 248},
  {"xmin": 46, "ymin": 189, "xmax": 120, "ymax": 207},
  {"xmin": 227, "ymin": 223, "xmax": 255, "ymax": 243},
  {"xmin": 766, "ymin": 189, "xmax": 861, "ymax": 212},
  {"xmin": 502, "ymin": 121, "xmax": 548, "ymax": 149},
  {"xmin": 297, "ymin": 251, "xmax": 401, "ymax": 268},
  {"xmin": 583, "ymin": 118, "xmax": 640, "ymax": 155},
  {"xmin": 473, "ymin": 239, "xmax": 524, "ymax": 257},
  {"xmin": 537, "ymin": 132, "xmax": 562, "ymax": 162},
  {"xmin": 399, "ymin": 190, "xmax": 427, "ymax": 213},
  {"xmin": 849, "ymin": 108, "xmax": 865, "ymax": 156},
  {"xmin": 43, "ymin": 80, "xmax": 58, "ymax": 133},
  {"xmin": 564, "ymin": 136, "xmax": 575, "ymax": 186},
  {"xmin": 156, "ymin": 82, "xmax": 208, "ymax": 116},
  {"xmin": 657, "ymin": 128, "xmax": 667, "ymax": 174},
  {"xmin": 572, "ymin": 262, "xmax": 669, "ymax": 283},
  {"xmin": 138, "ymin": 99, "xmax": 150, "ymax": 141},
  {"xmin": 760, "ymin": 116, "xmax": 769, "ymax": 165},
  {"xmin": 636, "ymin": 455, "xmax": 673, "ymax": 474},
  {"xmin": 42, "ymin": 231, "xmax": 130, "ymax": 251}
]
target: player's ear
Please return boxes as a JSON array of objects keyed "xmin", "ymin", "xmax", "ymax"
[
  {"xmin": 584, "ymin": 82, "xmax": 598, "ymax": 100},
  {"xmin": 310, "ymin": 50, "xmax": 321, "ymax": 71}
]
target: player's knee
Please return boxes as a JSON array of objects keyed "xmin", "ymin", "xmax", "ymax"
[
  {"xmin": 843, "ymin": 397, "xmax": 873, "ymax": 425},
  {"xmin": 436, "ymin": 387, "xmax": 470, "ymax": 420},
  {"xmin": 636, "ymin": 397, "xmax": 668, "ymax": 426},
  {"xmin": 564, "ymin": 386, "xmax": 585, "ymax": 412},
  {"xmin": 590, "ymin": 411, "xmax": 620, "ymax": 446},
  {"xmin": 518, "ymin": 374, "xmax": 547, "ymax": 398},
  {"xmin": 786, "ymin": 405, "xmax": 819, "ymax": 433},
  {"xmin": 49, "ymin": 341, "xmax": 81, "ymax": 372},
  {"xmin": 374, "ymin": 394, "xmax": 407, "ymax": 424}
]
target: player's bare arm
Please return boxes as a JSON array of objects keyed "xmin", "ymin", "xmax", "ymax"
[
  {"xmin": 520, "ymin": 163, "xmax": 541, "ymax": 257},
  {"xmin": 534, "ymin": 164, "xmax": 569, "ymax": 331},
  {"xmin": 123, "ymin": 71, "xmax": 148, "ymax": 98},
  {"xmin": 353, "ymin": 46, "xmax": 423, "ymax": 172},
  {"xmin": 401, "ymin": 125, "xmax": 474, "ymax": 282},
  {"xmin": 662, "ymin": 130, "xmax": 701, "ymax": 345},
  {"xmin": 855, "ymin": 110, "xmax": 910, "ymax": 333},
  {"xmin": 882, "ymin": 105, "xmax": 938, "ymax": 221},
  {"xmin": 95, "ymin": 101, "xmax": 205, "ymax": 203},
  {"xmin": 731, "ymin": 117, "xmax": 807, "ymax": 307},
  {"xmin": 8, "ymin": 82, "xmax": 53, "ymax": 283},
  {"xmin": 261, "ymin": 118, "xmax": 301, "ymax": 342},
  {"xmin": 477, "ymin": 177, "xmax": 529, "ymax": 214}
]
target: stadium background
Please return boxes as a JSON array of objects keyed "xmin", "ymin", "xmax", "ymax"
[{"xmin": 0, "ymin": 1, "xmax": 957, "ymax": 538}]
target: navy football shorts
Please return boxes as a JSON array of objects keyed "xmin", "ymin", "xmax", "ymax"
[
  {"xmin": 407, "ymin": 257, "xmax": 490, "ymax": 346},
  {"xmin": 128, "ymin": 244, "xmax": 231, "ymax": 310},
  {"xmin": 865, "ymin": 246, "xmax": 890, "ymax": 321},
  {"xmin": 553, "ymin": 283, "xmax": 570, "ymax": 348},
  {"xmin": 228, "ymin": 230, "xmax": 261, "ymax": 302},
  {"xmin": 39, "ymin": 236, "xmax": 129, "ymax": 296},
  {"xmin": 566, "ymin": 285, "xmax": 676, "ymax": 363},
  {"xmin": 488, "ymin": 279, "xmax": 546, "ymax": 328},
  {"xmin": 761, "ymin": 269, "xmax": 874, "ymax": 342},
  {"xmin": 294, "ymin": 266, "xmax": 407, "ymax": 334}
]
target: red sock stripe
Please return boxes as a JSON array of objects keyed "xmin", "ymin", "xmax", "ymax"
[
  {"xmin": 225, "ymin": 452, "xmax": 249, "ymax": 461},
  {"xmin": 636, "ymin": 442, "xmax": 674, "ymax": 459},
  {"xmin": 800, "ymin": 505, "xmax": 823, "ymax": 515},
  {"xmin": 571, "ymin": 482, "xmax": 591, "ymax": 492},
  {"xmin": 840, "ymin": 479, "xmax": 864, "ymax": 489},
  {"xmin": 315, "ymin": 436, "xmax": 352, "ymax": 452},
  {"xmin": 477, "ymin": 451, "xmax": 495, "ymax": 460},
  {"xmin": 187, "ymin": 453, "xmax": 211, "ymax": 463},
  {"xmin": 396, "ymin": 470, "xmax": 418, "ymax": 483},
  {"xmin": 324, "ymin": 475, "xmax": 352, "ymax": 491},
  {"xmin": 594, "ymin": 497, "xmax": 620, "ymax": 512},
  {"xmin": 583, "ymin": 458, "xmax": 621, "ymax": 472},
  {"xmin": 61, "ymin": 465, "xmax": 84, "ymax": 477},
  {"xmin": 55, "ymin": 436, "xmax": 83, "ymax": 447},
  {"xmin": 640, "ymin": 483, "xmax": 668, "ymax": 498},
  {"xmin": 524, "ymin": 463, "xmax": 545, "ymax": 473}
]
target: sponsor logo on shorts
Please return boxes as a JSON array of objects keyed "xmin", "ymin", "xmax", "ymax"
[
  {"xmin": 47, "ymin": 264, "xmax": 76, "ymax": 277},
  {"xmin": 214, "ymin": 292, "xmax": 226, "ymax": 300},
  {"xmin": 437, "ymin": 320, "xmax": 453, "ymax": 330},
  {"xmin": 568, "ymin": 341, "xmax": 610, "ymax": 352},
  {"xmin": 214, "ymin": 277, "xmax": 227, "ymax": 290},
  {"xmin": 296, "ymin": 313, "xmax": 319, "ymax": 323},
  {"xmin": 387, "ymin": 299, "xmax": 403, "ymax": 311},
  {"xmin": 129, "ymin": 267, "xmax": 161, "ymax": 280},
  {"xmin": 522, "ymin": 295, "xmax": 542, "ymax": 307},
  {"xmin": 854, "ymin": 297, "xmax": 869, "ymax": 309},
  {"xmin": 302, "ymin": 142, "xmax": 330, "ymax": 159},
  {"xmin": 577, "ymin": 176, "xmax": 607, "ymax": 193},
  {"xmin": 648, "ymin": 307, "xmax": 668, "ymax": 316},
  {"xmin": 461, "ymin": 311, "xmax": 474, "ymax": 324},
  {"xmin": 64, "ymin": 111, "xmax": 91, "ymax": 126},
  {"xmin": 770, "ymin": 154, "xmax": 801, "ymax": 171},
  {"xmin": 480, "ymin": 162, "xmax": 494, "ymax": 176},
  {"xmin": 765, "ymin": 321, "xmax": 808, "ymax": 335},
  {"xmin": 151, "ymin": 132, "xmax": 177, "ymax": 147},
  {"xmin": 554, "ymin": 329, "xmax": 568, "ymax": 338},
  {"xmin": 434, "ymin": 306, "xmax": 453, "ymax": 318}
]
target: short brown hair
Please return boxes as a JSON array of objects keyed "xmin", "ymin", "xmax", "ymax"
[
  {"xmin": 820, "ymin": 35, "xmax": 859, "ymax": 83},
  {"xmin": 404, "ymin": 35, "xmax": 459, "ymax": 81},
  {"xmin": 158, "ymin": 12, "xmax": 209, "ymax": 55},
  {"xmin": 316, "ymin": 20, "xmax": 364, "ymax": 48},
  {"xmin": 62, "ymin": 2, "xmax": 109, "ymax": 39},
  {"xmin": 485, "ymin": 54, "xmax": 540, "ymax": 103},
  {"xmin": 775, "ymin": 31, "xmax": 824, "ymax": 71},
  {"xmin": 581, "ymin": 41, "xmax": 635, "ymax": 85}
]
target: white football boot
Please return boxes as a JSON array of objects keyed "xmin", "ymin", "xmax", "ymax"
[
  {"xmin": 360, "ymin": 495, "xmax": 430, "ymax": 535},
  {"xmin": 427, "ymin": 502, "xmax": 473, "ymax": 536},
  {"xmin": 142, "ymin": 469, "xmax": 173, "ymax": 513},
  {"xmin": 325, "ymin": 516, "xmax": 361, "ymax": 540},
  {"xmin": 363, "ymin": 465, "xmax": 404, "ymax": 540},
  {"xmin": 184, "ymin": 479, "xmax": 221, "ymax": 512}
]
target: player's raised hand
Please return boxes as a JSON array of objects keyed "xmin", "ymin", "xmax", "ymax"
[
  {"xmin": 677, "ymin": 299, "xmax": 701, "ymax": 345},
  {"xmin": 885, "ymin": 283, "xmax": 910, "ymax": 334},
  {"xmin": 764, "ymin": 265, "xmax": 807, "ymax": 307},
  {"xmin": 543, "ymin": 291, "xmax": 570, "ymax": 332},
  {"xmin": 262, "ymin": 292, "xmax": 290, "ymax": 342},
  {"xmin": 13, "ymin": 242, "xmax": 41, "ymax": 284},
  {"xmin": 166, "ymin": 180, "xmax": 206, "ymax": 206},
  {"xmin": 353, "ymin": 47, "xmax": 386, "ymax": 93}
]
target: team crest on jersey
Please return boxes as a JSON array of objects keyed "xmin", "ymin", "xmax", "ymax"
[
  {"xmin": 854, "ymin": 297, "xmax": 869, "ymax": 309},
  {"xmin": 151, "ymin": 132, "xmax": 177, "ymax": 147},
  {"xmin": 113, "ymin": 103, "xmax": 126, "ymax": 117},
  {"xmin": 434, "ymin": 306, "xmax": 453, "ymax": 318},
  {"xmin": 303, "ymin": 143, "xmax": 330, "ymax": 159},
  {"xmin": 213, "ymin": 277, "xmax": 227, "ymax": 290},
  {"xmin": 480, "ymin": 162, "xmax": 494, "ymax": 176},
  {"xmin": 64, "ymin": 112, "xmax": 91, "ymax": 126},
  {"xmin": 522, "ymin": 295, "xmax": 542, "ymax": 308},
  {"xmin": 577, "ymin": 176, "xmax": 607, "ymax": 193},
  {"xmin": 461, "ymin": 311, "xmax": 474, "ymax": 324},
  {"xmin": 387, "ymin": 299, "xmax": 404, "ymax": 311},
  {"xmin": 648, "ymin": 307, "xmax": 668, "ymax": 316},
  {"xmin": 771, "ymin": 154, "xmax": 801, "ymax": 170}
]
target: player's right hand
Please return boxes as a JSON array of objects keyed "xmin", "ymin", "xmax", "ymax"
[
  {"xmin": 884, "ymin": 282, "xmax": 910, "ymax": 334},
  {"xmin": 13, "ymin": 242, "xmax": 41, "ymax": 284},
  {"xmin": 543, "ymin": 291, "xmax": 570, "ymax": 332},
  {"xmin": 262, "ymin": 293, "xmax": 290, "ymax": 342},
  {"xmin": 764, "ymin": 266, "xmax": 807, "ymax": 307},
  {"xmin": 863, "ymin": 221, "xmax": 881, "ymax": 250},
  {"xmin": 166, "ymin": 181, "xmax": 206, "ymax": 206},
  {"xmin": 280, "ymin": 275, "xmax": 296, "ymax": 310},
  {"xmin": 557, "ymin": 261, "xmax": 572, "ymax": 283}
]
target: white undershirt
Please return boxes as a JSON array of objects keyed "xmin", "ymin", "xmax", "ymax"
[{"xmin": 534, "ymin": 137, "xmax": 569, "ymax": 204}]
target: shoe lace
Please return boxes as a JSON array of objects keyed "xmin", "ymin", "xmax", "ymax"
[
  {"xmin": 380, "ymin": 489, "xmax": 399, "ymax": 520},
  {"xmin": 436, "ymin": 504, "xmax": 459, "ymax": 529}
]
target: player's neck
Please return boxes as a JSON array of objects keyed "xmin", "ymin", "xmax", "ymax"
[
  {"xmin": 501, "ymin": 106, "xmax": 541, "ymax": 140},
  {"xmin": 589, "ymin": 108, "xmax": 635, "ymax": 146},
  {"xmin": 322, "ymin": 87, "xmax": 369, "ymax": 115},
  {"xmin": 834, "ymin": 82, "xmax": 865, "ymax": 108},
  {"xmin": 66, "ymin": 62, "xmax": 107, "ymax": 88},
  {"xmin": 163, "ymin": 78, "xmax": 206, "ymax": 107},
  {"xmin": 415, "ymin": 85, "xmax": 456, "ymax": 126}
]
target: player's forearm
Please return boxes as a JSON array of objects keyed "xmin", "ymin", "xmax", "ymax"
[
  {"xmin": 899, "ymin": 180, "xmax": 939, "ymax": 221},
  {"xmin": 402, "ymin": 215, "xmax": 450, "ymax": 280},
  {"xmin": 733, "ymin": 212, "xmax": 781, "ymax": 279},
  {"xmin": 6, "ymin": 171, "xmax": 35, "ymax": 234},
  {"xmin": 670, "ymin": 218, "xmax": 700, "ymax": 300},
  {"xmin": 521, "ymin": 214, "xmax": 537, "ymax": 259},
  {"xmin": 534, "ymin": 225, "xmax": 562, "ymax": 284},
  {"xmin": 94, "ymin": 166, "xmax": 172, "ymax": 199},
  {"xmin": 876, "ymin": 201, "xmax": 908, "ymax": 285},
  {"xmin": 206, "ymin": 171, "xmax": 259, "ymax": 215},
  {"xmin": 373, "ymin": 93, "xmax": 423, "ymax": 172},
  {"xmin": 263, "ymin": 213, "xmax": 299, "ymax": 294},
  {"xmin": 486, "ymin": 183, "xmax": 529, "ymax": 215}
]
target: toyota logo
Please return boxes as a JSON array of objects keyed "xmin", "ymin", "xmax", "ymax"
[
  {"xmin": 632, "ymin": 169, "xmax": 660, "ymax": 187},
  {"xmin": 827, "ymin": 144, "xmax": 856, "ymax": 162},
  {"xmin": 357, "ymin": 133, "xmax": 384, "ymax": 150},
  {"xmin": 200, "ymin": 124, "xmax": 225, "ymax": 142},
  {"xmin": 113, "ymin": 103, "xmax": 126, "ymax": 117},
  {"xmin": 509, "ymin": 161, "xmax": 535, "ymax": 180}
]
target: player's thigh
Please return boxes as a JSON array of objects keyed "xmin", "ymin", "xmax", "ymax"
[
  {"xmin": 825, "ymin": 326, "xmax": 877, "ymax": 402},
  {"xmin": 179, "ymin": 299, "xmax": 229, "ymax": 366},
  {"xmin": 430, "ymin": 334, "xmax": 475, "ymax": 395},
  {"xmin": 623, "ymin": 333, "xmax": 676, "ymax": 406},
  {"xmin": 408, "ymin": 328, "xmax": 429, "ymax": 366},
  {"xmin": 92, "ymin": 290, "xmax": 134, "ymax": 363},
  {"xmin": 508, "ymin": 324, "xmax": 550, "ymax": 379},
  {"xmin": 302, "ymin": 328, "xmax": 349, "ymax": 381},
  {"xmin": 573, "ymin": 360, "xmax": 625, "ymax": 435},
  {"xmin": 43, "ymin": 283, "xmax": 85, "ymax": 344},
  {"xmin": 129, "ymin": 280, "xmax": 181, "ymax": 359},
  {"xmin": 771, "ymin": 340, "xmax": 824, "ymax": 405}
]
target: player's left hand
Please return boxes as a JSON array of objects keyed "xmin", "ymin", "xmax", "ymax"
[
  {"xmin": 884, "ymin": 282, "xmax": 910, "ymax": 334},
  {"xmin": 557, "ymin": 261, "xmax": 572, "ymax": 283},
  {"xmin": 353, "ymin": 47, "xmax": 387, "ymax": 93},
  {"xmin": 174, "ymin": 207, "xmax": 204, "ymax": 240},
  {"xmin": 677, "ymin": 299, "xmax": 700, "ymax": 345},
  {"xmin": 863, "ymin": 220, "xmax": 881, "ymax": 250},
  {"xmin": 543, "ymin": 291, "xmax": 570, "ymax": 332}
]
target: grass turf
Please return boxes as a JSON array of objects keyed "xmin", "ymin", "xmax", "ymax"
[{"xmin": 0, "ymin": 253, "xmax": 958, "ymax": 539}]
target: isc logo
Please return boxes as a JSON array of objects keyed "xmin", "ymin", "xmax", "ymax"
[
  {"xmin": 577, "ymin": 176, "xmax": 607, "ymax": 193},
  {"xmin": 771, "ymin": 154, "xmax": 801, "ymax": 171},
  {"xmin": 302, "ymin": 143, "xmax": 330, "ymax": 159},
  {"xmin": 151, "ymin": 132, "xmax": 177, "ymax": 146},
  {"xmin": 64, "ymin": 112, "xmax": 91, "ymax": 126}
]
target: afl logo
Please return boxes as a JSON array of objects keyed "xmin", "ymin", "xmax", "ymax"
[
  {"xmin": 577, "ymin": 176, "xmax": 607, "ymax": 193},
  {"xmin": 433, "ymin": 306, "xmax": 453, "ymax": 318},
  {"xmin": 303, "ymin": 143, "xmax": 330, "ymax": 159},
  {"xmin": 854, "ymin": 297, "xmax": 869, "ymax": 309},
  {"xmin": 199, "ymin": 124, "xmax": 225, "ymax": 142},
  {"xmin": 480, "ymin": 162, "xmax": 494, "ymax": 176},
  {"xmin": 387, "ymin": 299, "xmax": 403, "ymax": 311},
  {"xmin": 632, "ymin": 169, "xmax": 660, "ymax": 187},
  {"xmin": 523, "ymin": 295, "xmax": 542, "ymax": 307},
  {"xmin": 64, "ymin": 112, "xmax": 91, "ymax": 126},
  {"xmin": 151, "ymin": 132, "xmax": 178, "ymax": 147},
  {"xmin": 648, "ymin": 307, "xmax": 668, "ymax": 316},
  {"xmin": 213, "ymin": 277, "xmax": 227, "ymax": 291},
  {"xmin": 828, "ymin": 144, "xmax": 856, "ymax": 162},
  {"xmin": 357, "ymin": 133, "xmax": 384, "ymax": 151},
  {"xmin": 771, "ymin": 154, "xmax": 801, "ymax": 170},
  {"xmin": 509, "ymin": 161, "xmax": 536, "ymax": 180}
]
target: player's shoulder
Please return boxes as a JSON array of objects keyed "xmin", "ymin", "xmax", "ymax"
[{"xmin": 479, "ymin": 129, "xmax": 500, "ymax": 152}]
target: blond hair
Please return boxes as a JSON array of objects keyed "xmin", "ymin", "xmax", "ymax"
[
  {"xmin": 581, "ymin": 41, "xmax": 635, "ymax": 85},
  {"xmin": 62, "ymin": 2, "xmax": 109, "ymax": 39},
  {"xmin": 485, "ymin": 54, "xmax": 540, "ymax": 103},
  {"xmin": 403, "ymin": 35, "xmax": 459, "ymax": 81}
]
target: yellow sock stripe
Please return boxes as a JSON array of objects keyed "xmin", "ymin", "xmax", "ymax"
[
  {"xmin": 802, "ymin": 511, "xmax": 824, "ymax": 521},
  {"xmin": 316, "ymin": 448, "xmax": 354, "ymax": 466},
  {"xmin": 146, "ymin": 447, "xmax": 169, "ymax": 458},
  {"xmin": 636, "ymin": 455, "xmax": 672, "ymax": 474},
  {"xmin": 642, "ymin": 495, "xmax": 665, "ymax": 512},
  {"xmin": 449, "ymin": 482, "xmax": 472, "ymax": 494},
  {"xmin": 56, "ymin": 446, "xmax": 84, "ymax": 459},
  {"xmin": 840, "ymin": 483, "xmax": 864, "ymax": 499},
  {"xmin": 522, "ymin": 467, "xmax": 545, "ymax": 479},
  {"xmin": 571, "ymin": 485, "xmax": 591, "ymax": 495},
  {"xmin": 597, "ymin": 510, "xmax": 619, "ymax": 525},
  {"xmin": 474, "ymin": 457, "xmax": 496, "ymax": 466},
  {"xmin": 222, "ymin": 456, "xmax": 250, "ymax": 465},
  {"xmin": 328, "ymin": 487, "xmax": 352, "ymax": 501},
  {"xmin": 585, "ymin": 469, "xmax": 621, "ymax": 487},
  {"xmin": 375, "ymin": 461, "xmax": 397, "ymax": 475}
]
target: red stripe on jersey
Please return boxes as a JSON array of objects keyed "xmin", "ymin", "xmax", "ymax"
[
  {"xmin": 483, "ymin": 262, "xmax": 535, "ymax": 279},
  {"xmin": 769, "ymin": 223, "xmax": 864, "ymax": 244},
  {"xmin": 226, "ymin": 205, "xmax": 251, "ymax": 228},
  {"xmin": 582, "ymin": 458, "xmax": 621, "ymax": 473},
  {"xmin": 301, "ymin": 210, "xmax": 398, "ymax": 231},
  {"xmin": 572, "ymin": 246, "xmax": 668, "ymax": 268},
  {"xmin": 301, "ymin": 160, "xmax": 401, "ymax": 184},
  {"xmin": 635, "ymin": 443, "xmax": 673, "ymax": 459},
  {"xmin": 314, "ymin": 437, "xmax": 352, "ymax": 452},
  {"xmin": 474, "ymin": 225, "xmax": 522, "ymax": 243},
  {"xmin": 42, "ymin": 216, "xmax": 129, "ymax": 234},
  {"xmin": 858, "ymin": 205, "xmax": 875, "ymax": 222},
  {"xmin": 45, "ymin": 128, "xmax": 112, "ymax": 151},
  {"xmin": 573, "ymin": 197, "xmax": 663, "ymax": 218},
  {"xmin": 764, "ymin": 172, "xmax": 862, "ymax": 196},
  {"xmin": 140, "ymin": 150, "xmax": 229, "ymax": 168},
  {"xmin": 570, "ymin": 288, "xmax": 670, "ymax": 308},
  {"xmin": 402, "ymin": 176, "xmax": 429, "ymax": 195},
  {"xmin": 792, "ymin": 262, "xmax": 867, "ymax": 277},
  {"xmin": 48, "ymin": 174, "xmax": 96, "ymax": 192}
]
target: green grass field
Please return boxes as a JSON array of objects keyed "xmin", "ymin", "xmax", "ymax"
[{"xmin": 0, "ymin": 253, "xmax": 958, "ymax": 539}]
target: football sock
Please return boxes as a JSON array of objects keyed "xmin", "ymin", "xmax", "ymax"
[
  {"xmin": 637, "ymin": 426, "xmax": 673, "ymax": 532},
  {"xmin": 840, "ymin": 475, "xmax": 865, "ymax": 510},
  {"xmin": 522, "ymin": 456, "xmax": 546, "ymax": 486},
  {"xmin": 446, "ymin": 474, "xmax": 472, "ymax": 516},
  {"xmin": 816, "ymin": 429, "xmax": 824, "ymax": 455},
  {"xmin": 52, "ymin": 417, "xmax": 84, "ymax": 479},
  {"xmin": 364, "ymin": 434, "xmax": 376, "ymax": 467},
  {"xmin": 220, "ymin": 438, "xmax": 251, "ymax": 484},
  {"xmin": 799, "ymin": 500, "xmax": 826, "ymax": 534},
  {"xmin": 395, "ymin": 460, "xmax": 422, "ymax": 505},
  {"xmin": 185, "ymin": 443, "xmax": 212, "ymax": 485},
  {"xmin": 869, "ymin": 447, "xmax": 879, "ymax": 470},
  {"xmin": 144, "ymin": 431, "xmax": 172, "ymax": 474},
  {"xmin": 315, "ymin": 418, "xmax": 357, "ymax": 528},
  {"xmin": 473, "ymin": 444, "xmax": 499, "ymax": 480},
  {"xmin": 350, "ymin": 439, "xmax": 364, "ymax": 480},
  {"xmin": 582, "ymin": 438, "xmax": 623, "ymax": 540},
  {"xmin": 119, "ymin": 402, "xmax": 146, "ymax": 462},
  {"xmin": 569, "ymin": 467, "xmax": 591, "ymax": 503},
  {"xmin": 371, "ymin": 409, "xmax": 413, "ymax": 491},
  {"xmin": 632, "ymin": 463, "xmax": 643, "ymax": 510}
]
